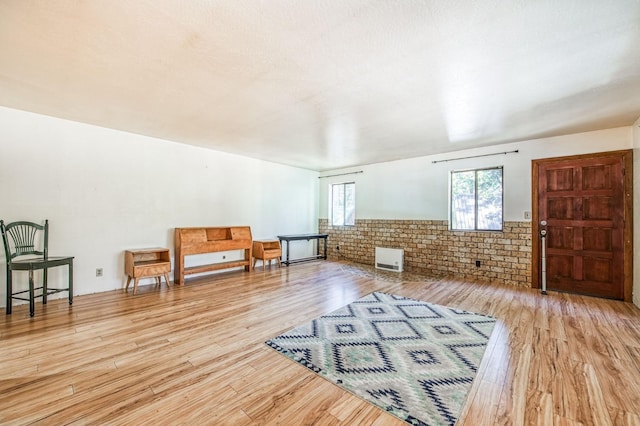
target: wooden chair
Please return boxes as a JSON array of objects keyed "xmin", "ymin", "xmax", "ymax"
[
  {"xmin": 252, "ymin": 240, "xmax": 282, "ymax": 269},
  {"xmin": 1, "ymin": 220, "xmax": 74, "ymax": 317}
]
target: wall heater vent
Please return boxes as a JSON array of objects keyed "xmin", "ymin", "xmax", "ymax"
[{"xmin": 375, "ymin": 247, "xmax": 404, "ymax": 272}]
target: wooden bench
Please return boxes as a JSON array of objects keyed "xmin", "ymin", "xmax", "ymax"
[{"xmin": 174, "ymin": 226, "xmax": 252, "ymax": 285}]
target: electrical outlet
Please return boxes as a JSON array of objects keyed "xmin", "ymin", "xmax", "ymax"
[
  {"xmin": 96, "ymin": 268, "xmax": 103, "ymax": 277},
  {"xmin": 475, "ymin": 260, "xmax": 481, "ymax": 268},
  {"xmin": 524, "ymin": 211, "xmax": 532, "ymax": 220}
]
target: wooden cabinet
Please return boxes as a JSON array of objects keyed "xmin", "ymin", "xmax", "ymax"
[
  {"xmin": 252, "ymin": 240, "xmax": 282, "ymax": 269},
  {"xmin": 124, "ymin": 248, "xmax": 171, "ymax": 295},
  {"xmin": 174, "ymin": 226, "xmax": 252, "ymax": 285}
]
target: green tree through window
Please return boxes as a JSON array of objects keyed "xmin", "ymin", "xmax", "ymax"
[
  {"xmin": 331, "ymin": 182, "xmax": 355, "ymax": 226},
  {"xmin": 451, "ymin": 167, "xmax": 503, "ymax": 231}
]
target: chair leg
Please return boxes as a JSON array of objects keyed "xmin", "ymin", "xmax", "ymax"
[
  {"xmin": 6, "ymin": 270, "xmax": 12, "ymax": 315},
  {"xmin": 43, "ymin": 267, "xmax": 48, "ymax": 305},
  {"xmin": 29, "ymin": 269, "xmax": 35, "ymax": 317}
]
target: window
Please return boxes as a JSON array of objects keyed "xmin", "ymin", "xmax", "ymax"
[
  {"xmin": 450, "ymin": 167, "xmax": 503, "ymax": 231},
  {"xmin": 331, "ymin": 182, "xmax": 355, "ymax": 226}
]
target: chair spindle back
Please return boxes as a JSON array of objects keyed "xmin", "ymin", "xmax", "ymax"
[{"xmin": 1, "ymin": 220, "xmax": 48, "ymax": 261}]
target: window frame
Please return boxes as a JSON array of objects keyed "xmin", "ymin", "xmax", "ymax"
[
  {"xmin": 449, "ymin": 166, "xmax": 504, "ymax": 231},
  {"xmin": 330, "ymin": 181, "xmax": 356, "ymax": 227}
]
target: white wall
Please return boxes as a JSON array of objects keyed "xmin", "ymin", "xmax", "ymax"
[
  {"xmin": 320, "ymin": 127, "xmax": 633, "ymax": 221},
  {"xmin": 320, "ymin": 126, "xmax": 636, "ymax": 305},
  {"xmin": 633, "ymin": 116, "xmax": 640, "ymax": 307},
  {"xmin": 0, "ymin": 107, "xmax": 319, "ymax": 307}
]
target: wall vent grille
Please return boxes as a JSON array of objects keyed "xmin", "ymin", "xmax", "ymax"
[{"xmin": 375, "ymin": 247, "xmax": 404, "ymax": 272}]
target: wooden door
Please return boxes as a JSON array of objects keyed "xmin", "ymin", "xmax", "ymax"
[{"xmin": 532, "ymin": 150, "xmax": 632, "ymax": 301}]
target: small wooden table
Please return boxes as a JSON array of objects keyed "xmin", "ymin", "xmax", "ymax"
[
  {"xmin": 124, "ymin": 248, "xmax": 171, "ymax": 295},
  {"xmin": 277, "ymin": 233, "xmax": 328, "ymax": 266}
]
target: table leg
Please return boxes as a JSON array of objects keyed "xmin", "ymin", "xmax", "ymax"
[
  {"xmin": 280, "ymin": 240, "xmax": 289, "ymax": 266},
  {"xmin": 68, "ymin": 260, "xmax": 73, "ymax": 305},
  {"xmin": 323, "ymin": 237, "xmax": 328, "ymax": 259}
]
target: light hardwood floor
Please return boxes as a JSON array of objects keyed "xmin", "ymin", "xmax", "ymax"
[{"xmin": 1, "ymin": 261, "xmax": 640, "ymax": 425}]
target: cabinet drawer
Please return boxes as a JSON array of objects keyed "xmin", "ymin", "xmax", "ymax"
[{"xmin": 133, "ymin": 262, "xmax": 171, "ymax": 277}]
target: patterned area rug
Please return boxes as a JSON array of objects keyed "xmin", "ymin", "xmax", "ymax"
[{"xmin": 265, "ymin": 292, "xmax": 496, "ymax": 425}]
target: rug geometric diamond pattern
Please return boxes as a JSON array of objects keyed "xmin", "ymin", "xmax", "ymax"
[{"xmin": 266, "ymin": 292, "xmax": 496, "ymax": 425}]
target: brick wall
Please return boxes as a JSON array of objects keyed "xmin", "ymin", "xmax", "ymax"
[{"xmin": 319, "ymin": 219, "xmax": 532, "ymax": 287}]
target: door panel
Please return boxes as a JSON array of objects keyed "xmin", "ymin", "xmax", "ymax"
[
  {"xmin": 532, "ymin": 150, "xmax": 632, "ymax": 300},
  {"xmin": 546, "ymin": 168, "xmax": 574, "ymax": 190},
  {"xmin": 548, "ymin": 256, "xmax": 573, "ymax": 278},
  {"xmin": 582, "ymin": 228, "xmax": 611, "ymax": 251},
  {"xmin": 582, "ymin": 165, "xmax": 611, "ymax": 189},
  {"xmin": 547, "ymin": 227, "xmax": 573, "ymax": 249},
  {"xmin": 547, "ymin": 198, "xmax": 575, "ymax": 219},
  {"xmin": 583, "ymin": 197, "xmax": 612, "ymax": 219},
  {"xmin": 583, "ymin": 257, "xmax": 612, "ymax": 282}
]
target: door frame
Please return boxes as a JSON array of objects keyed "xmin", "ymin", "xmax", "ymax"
[{"xmin": 531, "ymin": 149, "xmax": 633, "ymax": 301}]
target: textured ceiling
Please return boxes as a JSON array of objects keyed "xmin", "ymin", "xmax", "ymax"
[{"xmin": 1, "ymin": 1, "xmax": 639, "ymax": 171}]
